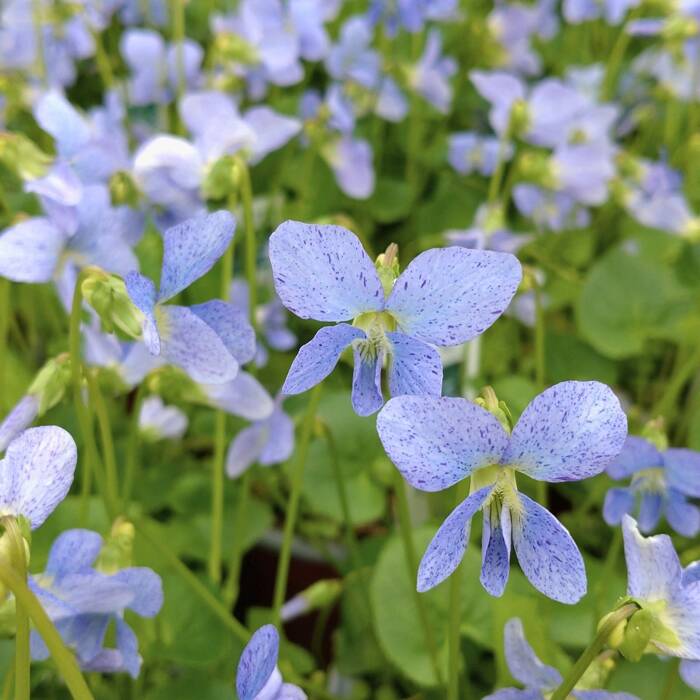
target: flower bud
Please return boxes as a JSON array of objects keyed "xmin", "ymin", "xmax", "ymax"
[
  {"xmin": 509, "ymin": 99, "xmax": 531, "ymax": 137},
  {"xmin": 641, "ymin": 418, "xmax": 668, "ymax": 452},
  {"xmin": 280, "ymin": 579, "xmax": 342, "ymax": 622},
  {"xmin": 96, "ymin": 518, "xmax": 136, "ymax": 574},
  {"xmin": 81, "ymin": 269, "xmax": 144, "ymax": 339},
  {"xmin": 28, "ymin": 354, "xmax": 71, "ymax": 415},
  {"xmin": 109, "ymin": 171, "xmax": 141, "ymax": 208}
]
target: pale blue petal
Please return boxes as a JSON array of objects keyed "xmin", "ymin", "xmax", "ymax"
[
  {"xmin": 385, "ymin": 247, "xmax": 522, "ymax": 346},
  {"xmin": 606, "ymin": 436, "xmax": 661, "ymax": 480},
  {"xmin": 190, "ymin": 300, "xmax": 256, "ymax": 365},
  {"xmin": 124, "ymin": 271, "xmax": 160, "ymax": 354},
  {"xmin": 279, "ymin": 683, "xmax": 307, "ymax": 699},
  {"xmin": 259, "ymin": 405, "xmax": 294, "ymax": 466},
  {"xmin": 281, "ymin": 324, "xmax": 364, "ymax": 395},
  {"xmin": 503, "ymin": 618, "xmax": 562, "ymax": 691},
  {"xmin": 243, "ymin": 106, "xmax": 301, "ymax": 164},
  {"xmin": 0, "ymin": 395, "xmax": 39, "ymax": 452},
  {"xmin": 481, "ymin": 504, "xmax": 512, "ymax": 597},
  {"xmin": 417, "ymin": 486, "xmax": 493, "ymax": 592},
  {"xmin": 81, "ymin": 617, "xmax": 141, "ymax": 678},
  {"xmin": 46, "ymin": 529, "xmax": 102, "ymax": 578},
  {"xmin": 269, "ymin": 221, "xmax": 384, "ymax": 321},
  {"xmin": 483, "ymin": 690, "xmax": 543, "ymax": 700},
  {"xmin": 351, "ymin": 345, "xmax": 383, "ymax": 416},
  {"xmin": 226, "ymin": 423, "xmax": 267, "ymax": 478},
  {"xmin": 504, "ymin": 381, "xmax": 627, "ymax": 482},
  {"xmin": 637, "ymin": 491, "xmax": 662, "ymax": 533},
  {"xmin": 138, "ymin": 396, "xmax": 188, "ymax": 440},
  {"xmin": 512, "ymin": 494, "xmax": 587, "ymax": 604},
  {"xmin": 683, "ymin": 562, "xmax": 700, "ymax": 587},
  {"xmin": 603, "ymin": 488, "xmax": 634, "ymax": 526},
  {"xmin": 386, "ymin": 331, "xmax": 443, "ymax": 398},
  {"xmin": 663, "ymin": 449, "xmax": 700, "ymax": 498},
  {"xmin": 0, "ymin": 218, "xmax": 64, "ymax": 283},
  {"xmin": 573, "ymin": 692, "xmax": 640, "ymax": 700},
  {"xmin": 236, "ymin": 624, "xmax": 280, "ymax": 700},
  {"xmin": 680, "ymin": 660, "xmax": 700, "ymax": 690},
  {"xmin": 112, "ymin": 567, "xmax": 164, "ymax": 617},
  {"xmin": 666, "ymin": 491, "xmax": 700, "ymax": 538},
  {"xmin": 377, "ymin": 396, "xmax": 508, "ymax": 492},
  {"xmin": 46, "ymin": 573, "xmax": 134, "ymax": 616},
  {"xmin": 157, "ymin": 305, "xmax": 239, "ymax": 383},
  {"xmin": 0, "ymin": 426, "xmax": 77, "ymax": 529},
  {"xmin": 203, "ymin": 371, "xmax": 274, "ymax": 421},
  {"xmin": 158, "ymin": 211, "xmax": 236, "ymax": 302},
  {"xmin": 34, "ymin": 90, "xmax": 90, "ymax": 157}
]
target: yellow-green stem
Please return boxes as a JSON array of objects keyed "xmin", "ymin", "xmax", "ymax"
[
  {"xmin": 272, "ymin": 383, "xmax": 323, "ymax": 627},
  {"xmin": 122, "ymin": 383, "xmax": 147, "ymax": 509},
  {"xmin": 92, "ymin": 30, "xmax": 114, "ymax": 89},
  {"xmin": 7, "ymin": 521, "xmax": 28, "ymax": 700},
  {"xmin": 87, "ymin": 373, "xmax": 119, "ymax": 514}
]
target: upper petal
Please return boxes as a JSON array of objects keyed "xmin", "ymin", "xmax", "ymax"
[
  {"xmin": 46, "ymin": 529, "xmax": 102, "ymax": 577},
  {"xmin": 503, "ymin": 618, "xmax": 562, "ymax": 691},
  {"xmin": 504, "ymin": 381, "xmax": 627, "ymax": 482},
  {"xmin": 111, "ymin": 567, "xmax": 164, "ymax": 617},
  {"xmin": 385, "ymin": 247, "xmax": 522, "ymax": 346},
  {"xmin": 386, "ymin": 331, "xmax": 443, "ymax": 398},
  {"xmin": 377, "ymin": 396, "xmax": 509, "ymax": 492},
  {"xmin": 512, "ymin": 494, "xmax": 587, "ymax": 604},
  {"xmin": 269, "ymin": 221, "xmax": 384, "ymax": 322},
  {"xmin": 662, "ymin": 448, "xmax": 700, "ymax": 498},
  {"xmin": 124, "ymin": 271, "xmax": 160, "ymax": 354},
  {"xmin": 0, "ymin": 426, "xmax": 77, "ymax": 529},
  {"xmin": 281, "ymin": 324, "xmax": 364, "ymax": 395},
  {"xmin": 202, "ymin": 371, "xmax": 274, "ymax": 421},
  {"xmin": 236, "ymin": 624, "xmax": 280, "ymax": 700},
  {"xmin": 189, "ymin": 300, "xmax": 256, "ymax": 365},
  {"xmin": 0, "ymin": 218, "xmax": 64, "ymax": 283},
  {"xmin": 606, "ymin": 436, "xmax": 662, "ymax": 480},
  {"xmin": 158, "ymin": 211, "xmax": 236, "ymax": 302}
]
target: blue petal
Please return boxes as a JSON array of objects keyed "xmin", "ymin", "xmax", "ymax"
[
  {"xmin": 573, "ymin": 692, "xmax": 640, "ymax": 700},
  {"xmin": 481, "ymin": 505, "xmax": 512, "ymax": 597},
  {"xmin": 236, "ymin": 624, "xmax": 280, "ymax": 700},
  {"xmin": 281, "ymin": 324, "xmax": 364, "ymax": 395},
  {"xmin": 603, "ymin": 487, "xmax": 634, "ymax": 526},
  {"xmin": 503, "ymin": 381, "xmax": 627, "ymax": 482},
  {"xmin": 226, "ymin": 423, "xmax": 267, "ymax": 478},
  {"xmin": 680, "ymin": 660, "xmax": 700, "ymax": 691},
  {"xmin": 512, "ymin": 494, "xmax": 587, "ymax": 604},
  {"xmin": 60, "ymin": 614, "xmax": 111, "ymax": 664},
  {"xmin": 666, "ymin": 491, "xmax": 700, "ymax": 538},
  {"xmin": 637, "ymin": 491, "xmax": 662, "ymax": 533},
  {"xmin": 417, "ymin": 486, "xmax": 493, "ymax": 592},
  {"xmin": 158, "ymin": 211, "xmax": 236, "ymax": 302},
  {"xmin": 156, "ymin": 305, "xmax": 239, "ymax": 384},
  {"xmin": 34, "ymin": 90, "xmax": 90, "ymax": 157},
  {"xmin": 351, "ymin": 344, "xmax": 383, "ymax": 416},
  {"xmin": 386, "ymin": 331, "xmax": 443, "ymax": 398},
  {"xmin": 269, "ymin": 221, "xmax": 384, "ymax": 322},
  {"xmin": 202, "ymin": 371, "xmax": 274, "ymax": 420},
  {"xmin": 80, "ymin": 617, "xmax": 141, "ymax": 678},
  {"xmin": 377, "ymin": 396, "xmax": 508, "ymax": 492},
  {"xmin": 0, "ymin": 218, "xmax": 64, "ymax": 283},
  {"xmin": 46, "ymin": 529, "xmax": 102, "ymax": 578},
  {"xmin": 663, "ymin": 448, "xmax": 700, "ymax": 498},
  {"xmin": 125, "ymin": 271, "xmax": 160, "ymax": 354},
  {"xmin": 190, "ymin": 300, "xmax": 256, "ymax": 365},
  {"xmin": 0, "ymin": 395, "xmax": 39, "ymax": 452},
  {"xmin": 483, "ymin": 691, "xmax": 544, "ymax": 700},
  {"xmin": 606, "ymin": 436, "xmax": 661, "ymax": 480},
  {"xmin": 259, "ymin": 405, "xmax": 294, "ymax": 466},
  {"xmin": 112, "ymin": 567, "xmax": 164, "ymax": 617},
  {"xmin": 385, "ymin": 247, "xmax": 522, "ymax": 346},
  {"xmin": 0, "ymin": 426, "xmax": 77, "ymax": 529},
  {"xmin": 243, "ymin": 106, "xmax": 301, "ymax": 164},
  {"xmin": 503, "ymin": 618, "xmax": 562, "ymax": 691}
]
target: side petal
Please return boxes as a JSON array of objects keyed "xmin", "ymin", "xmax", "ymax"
[
  {"xmin": 377, "ymin": 396, "xmax": 509, "ymax": 492},
  {"xmin": 111, "ymin": 568, "xmax": 164, "ymax": 617},
  {"xmin": 385, "ymin": 247, "xmax": 522, "ymax": 346},
  {"xmin": 663, "ymin": 448, "xmax": 700, "ymax": 498},
  {"xmin": 34, "ymin": 90, "xmax": 90, "ymax": 157},
  {"xmin": 606, "ymin": 436, "xmax": 661, "ymax": 480},
  {"xmin": 351, "ymin": 345, "xmax": 383, "ymax": 416},
  {"xmin": 0, "ymin": 218, "xmax": 64, "ymax": 283},
  {"xmin": 236, "ymin": 624, "xmax": 280, "ymax": 700},
  {"xmin": 259, "ymin": 407, "xmax": 295, "ymax": 466},
  {"xmin": 0, "ymin": 395, "xmax": 40, "ymax": 452},
  {"xmin": 512, "ymin": 494, "xmax": 587, "ymax": 604},
  {"xmin": 0, "ymin": 426, "xmax": 77, "ymax": 529},
  {"xmin": 189, "ymin": 300, "xmax": 256, "ymax": 365},
  {"xmin": 483, "ymin": 691, "xmax": 544, "ymax": 700},
  {"xmin": 46, "ymin": 529, "xmax": 102, "ymax": 577},
  {"xmin": 603, "ymin": 488, "xmax": 634, "ymax": 526},
  {"xmin": 125, "ymin": 271, "xmax": 160, "ymax": 355},
  {"xmin": 156, "ymin": 305, "xmax": 239, "ymax": 384},
  {"xmin": 386, "ymin": 331, "xmax": 443, "ymax": 398},
  {"xmin": 622, "ymin": 515, "xmax": 682, "ymax": 600},
  {"xmin": 157, "ymin": 211, "xmax": 236, "ymax": 302},
  {"xmin": 504, "ymin": 381, "xmax": 627, "ymax": 482},
  {"xmin": 666, "ymin": 491, "xmax": 700, "ymax": 538},
  {"xmin": 269, "ymin": 220, "xmax": 384, "ymax": 322},
  {"xmin": 281, "ymin": 324, "xmax": 364, "ymax": 395},
  {"xmin": 573, "ymin": 692, "xmax": 640, "ymax": 700},
  {"xmin": 417, "ymin": 486, "xmax": 493, "ymax": 592},
  {"xmin": 503, "ymin": 618, "xmax": 562, "ymax": 691},
  {"xmin": 481, "ymin": 505, "xmax": 512, "ymax": 598},
  {"xmin": 226, "ymin": 424, "xmax": 267, "ymax": 478},
  {"xmin": 202, "ymin": 372, "xmax": 274, "ymax": 421}
]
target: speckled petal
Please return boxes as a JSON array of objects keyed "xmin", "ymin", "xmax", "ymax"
[
  {"xmin": 157, "ymin": 305, "xmax": 239, "ymax": 384},
  {"xmin": 483, "ymin": 690, "xmax": 544, "ymax": 700},
  {"xmin": 351, "ymin": 345, "xmax": 384, "ymax": 416},
  {"xmin": 666, "ymin": 491, "xmax": 700, "ymax": 538},
  {"xmin": 663, "ymin": 448, "xmax": 700, "ymax": 498},
  {"xmin": 377, "ymin": 396, "xmax": 508, "ymax": 492},
  {"xmin": 0, "ymin": 395, "xmax": 39, "ymax": 452},
  {"xmin": 385, "ymin": 247, "xmax": 522, "ymax": 346},
  {"xmin": 0, "ymin": 218, "xmax": 64, "ymax": 283},
  {"xmin": 0, "ymin": 426, "xmax": 77, "ymax": 529},
  {"xmin": 504, "ymin": 381, "xmax": 627, "ymax": 483},
  {"xmin": 282, "ymin": 324, "xmax": 364, "ymax": 395},
  {"xmin": 269, "ymin": 221, "xmax": 384, "ymax": 322},
  {"xmin": 573, "ymin": 691, "xmax": 640, "ymax": 700},
  {"xmin": 606, "ymin": 436, "xmax": 661, "ymax": 480},
  {"xmin": 512, "ymin": 494, "xmax": 587, "ymax": 604},
  {"xmin": 189, "ymin": 300, "xmax": 256, "ymax": 365},
  {"xmin": 622, "ymin": 515, "xmax": 681, "ymax": 600},
  {"xmin": 236, "ymin": 624, "xmax": 280, "ymax": 700},
  {"xmin": 417, "ymin": 486, "xmax": 493, "ymax": 592},
  {"xmin": 481, "ymin": 504, "xmax": 512, "ymax": 597},
  {"xmin": 157, "ymin": 211, "xmax": 236, "ymax": 302},
  {"xmin": 603, "ymin": 487, "xmax": 634, "ymax": 526},
  {"xmin": 503, "ymin": 618, "xmax": 562, "ymax": 691},
  {"xmin": 386, "ymin": 331, "xmax": 443, "ymax": 398},
  {"xmin": 125, "ymin": 271, "xmax": 160, "ymax": 355},
  {"xmin": 46, "ymin": 529, "xmax": 102, "ymax": 577}
]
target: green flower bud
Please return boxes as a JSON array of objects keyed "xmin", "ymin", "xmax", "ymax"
[
  {"xmin": 509, "ymin": 99, "xmax": 531, "ymax": 137},
  {"xmin": 28, "ymin": 354, "xmax": 71, "ymax": 415},
  {"xmin": 147, "ymin": 367, "xmax": 205, "ymax": 405},
  {"xmin": 109, "ymin": 171, "xmax": 141, "ymax": 208},
  {"xmin": 375, "ymin": 243, "xmax": 400, "ymax": 296},
  {"xmin": 662, "ymin": 15, "xmax": 698, "ymax": 43},
  {"xmin": 475, "ymin": 386, "xmax": 513, "ymax": 433},
  {"xmin": 641, "ymin": 418, "xmax": 668, "ymax": 452},
  {"xmin": 0, "ymin": 132, "xmax": 52, "ymax": 180},
  {"xmin": 618, "ymin": 608, "xmax": 655, "ymax": 662},
  {"xmin": 96, "ymin": 519, "xmax": 135, "ymax": 574},
  {"xmin": 517, "ymin": 152, "xmax": 557, "ymax": 189},
  {"xmin": 81, "ymin": 269, "xmax": 144, "ymax": 339}
]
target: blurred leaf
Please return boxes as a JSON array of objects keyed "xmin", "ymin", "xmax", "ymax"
[
  {"xmin": 367, "ymin": 179, "xmax": 415, "ymax": 223},
  {"xmin": 545, "ymin": 332, "xmax": 618, "ymax": 384}
]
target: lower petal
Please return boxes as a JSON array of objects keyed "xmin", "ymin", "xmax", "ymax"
[
  {"xmin": 512, "ymin": 494, "xmax": 587, "ymax": 604},
  {"xmin": 481, "ymin": 506, "xmax": 512, "ymax": 597},
  {"xmin": 603, "ymin": 488, "xmax": 634, "ymax": 526},
  {"xmin": 386, "ymin": 331, "xmax": 443, "ymax": 398},
  {"xmin": 0, "ymin": 218, "xmax": 64, "ymax": 283},
  {"xmin": 666, "ymin": 491, "xmax": 700, "ymax": 538},
  {"xmin": 351, "ymin": 344, "xmax": 384, "ymax": 416},
  {"xmin": 637, "ymin": 491, "xmax": 662, "ymax": 533}
]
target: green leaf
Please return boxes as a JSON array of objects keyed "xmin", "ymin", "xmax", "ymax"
[
  {"xmin": 545, "ymin": 331, "xmax": 618, "ymax": 384},
  {"xmin": 367, "ymin": 179, "xmax": 415, "ymax": 223}
]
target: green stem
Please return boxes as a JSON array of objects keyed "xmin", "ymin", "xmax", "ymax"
[
  {"xmin": 487, "ymin": 123, "xmax": 513, "ymax": 205},
  {"xmin": 272, "ymin": 383, "xmax": 323, "ymax": 627},
  {"xmin": 393, "ymin": 471, "xmax": 444, "ymax": 686},
  {"xmin": 534, "ymin": 282, "xmax": 545, "ymax": 390},
  {"xmin": 660, "ymin": 657, "xmax": 680, "ymax": 700},
  {"xmin": 593, "ymin": 528, "xmax": 623, "ymax": 628},
  {"xmin": 0, "ymin": 563, "xmax": 94, "ymax": 699},
  {"xmin": 171, "ymin": 0, "xmax": 186, "ymax": 105},
  {"xmin": 601, "ymin": 16, "xmax": 636, "ymax": 101},
  {"xmin": 92, "ymin": 29, "xmax": 114, "ymax": 89},
  {"xmin": 135, "ymin": 520, "xmax": 249, "ymax": 644},
  {"xmin": 122, "ymin": 383, "xmax": 147, "ymax": 509},
  {"xmin": 7, "ymin": 521, "xmax": 28, "ymax": 700},
  {"xmin": 223, "ymin": 470, "xmax": 251, "ymax": 606},
  {"xmin": 550, "ymin": 603, "xmax": 639, "ymax": 700},
  {"xmin": 239, "ymin": 162, "xmax": 257, "ymax": 325},
  {"xmin": 651, "ymin": 344, "xmax": 700, "ymax": 421}
]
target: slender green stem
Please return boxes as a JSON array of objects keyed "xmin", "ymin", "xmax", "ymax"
[
  {"xmin": 487, "ymin": 122, "xmax": 513, "ymax": 206},
  {"xmin": 0, "ymin": 280, "xmax": 9, "ymax": 412},
  {"xmin": 660, "ymin": 657, "xmax": 680, "ymax": 700},
  {"xmin": 209, "ymin": 409, "xmax": 227, "ymax": 584},
  {"xmin": 239, "ymin": 162, "xmax": 257, "ymax": 325},
  {"xmin": 393, "ymin": 471, "xmax": 444, "ymax": 686},
  {"xmin": 6, "ymin": 521, "xmax": 29, "ymax": 700},
  {"xmin": 92, "ymin": 30, "xmax": 114, "ymax": 89},
  {"xmin": 0, "ymin": 561, "xmax": 94, "ymax": 699},
  {"xmin": 550, "ymin": 603, "xmax": 639, "ymax": 700},
  {"xmin": 224, "ymin": 469, "xmax": 251, "ymax": 606},
  {"xmin": 2, "ymin": 662, "xmax": 13, "ymax": 700},
  {"xmin": 461, "ymin": 335, "xmax": 481, "ymax": 399},
  {"xmin": 593, "ymin": 528, "xmax": 623, "ymax": 628},
  {"xmin": 135, "ymin": 520, "xmax": 249, "ymax": 644},
  {"xmin": 272, "ymin": 383, "xmax": 323, "ymax": 627},
  {"xmin": 171, "ymin": 0, "xmax": 186, "ymax": 103},
  {"xmin": 601, "ymin": 15, "xmax": 636, "ymax": 101},
  {"xmin": 447, "ymin": 481, "xmax": 469, "ymax": 700},
  {"xmin": 651, "ymin": 344, "xmax": 700, "ymax": 421},
  {"xmin": 122, "ymin": 383, "xmax": 147, "ymax": 509}
]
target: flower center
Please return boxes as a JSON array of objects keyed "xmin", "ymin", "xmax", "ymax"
[
  {"xmin": 470, "ymin": 465, "xmax": 524, "ymax": 518},
  {"xmin": 630, "ymin": 467, "xmax": 666, "ymax": 494},
  {"xmin": 352, "ymin": 311, "xmax": 397, "ymax": 361}
]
